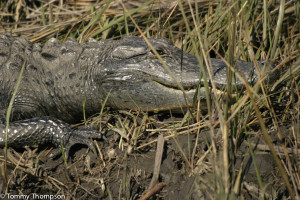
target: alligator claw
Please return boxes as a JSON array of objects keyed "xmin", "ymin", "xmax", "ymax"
[{"xmin": 50, "ymin": 129, "xmax": 100, "ymax": 159}]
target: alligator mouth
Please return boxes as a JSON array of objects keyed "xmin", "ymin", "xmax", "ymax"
[
  {"xmin": 153, "ymin": 80, "xmax": 198, "ymax": 91},
  {"xmin": 107, "ymin": 68, "xmax": 200, "ymax": 91}
]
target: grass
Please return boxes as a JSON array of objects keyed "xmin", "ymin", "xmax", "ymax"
[{"xmin": 0, "ymin": 0, "xmax": 299, "ymax": 199}]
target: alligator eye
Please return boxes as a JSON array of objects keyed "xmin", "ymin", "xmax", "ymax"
[
  {"xmin": 157, "ymin": 49, "xmax": 165, "ymax": 55},
  {"xmin": 150, "ymin": 49, "xmax": 166, "ymax": 56}
]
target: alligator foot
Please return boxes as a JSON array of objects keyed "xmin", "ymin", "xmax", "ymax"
[
  {"xmin": 0, "ymin": 116, "xmax": 103, "ymax": 158},
  {"xmin": 48, "ymin": 127, "xmax": 102, "ymax": 158}
]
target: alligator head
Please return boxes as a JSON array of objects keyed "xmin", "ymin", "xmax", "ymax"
[
  {"xmin": 94, "ymin": 36, "xmax": 274, "ymax": 112},
  {"xmin": 97, "ymin": 36, "xmax": 201, "ymax": 112}
]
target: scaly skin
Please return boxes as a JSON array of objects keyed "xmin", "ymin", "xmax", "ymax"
[{"xmin": 0, "ymin": 34, "xmax": 273, "ymax": 157}]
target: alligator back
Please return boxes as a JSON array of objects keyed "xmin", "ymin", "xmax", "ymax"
[{"xmin": 0, "ymin": 34, "xmax": 107, "ymax": 122}]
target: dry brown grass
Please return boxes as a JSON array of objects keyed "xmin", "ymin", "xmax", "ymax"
[{"xmin": 0, "ymin": 0, "xmax": 299, "ymax": 199}]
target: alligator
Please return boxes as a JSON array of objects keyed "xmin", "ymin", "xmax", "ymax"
[{"xmin": 0, "ymin": 34, "xmax": 273, "ymax": 157}]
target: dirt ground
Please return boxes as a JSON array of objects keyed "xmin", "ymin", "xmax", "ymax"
[{"xmin": 0, "ymin": 111, "xmax": 298, "ymax": 199}]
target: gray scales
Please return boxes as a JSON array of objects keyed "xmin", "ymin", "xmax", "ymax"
[{"xmin": 0, "ymin": 34, "xmax": 273, "ymax": 157}]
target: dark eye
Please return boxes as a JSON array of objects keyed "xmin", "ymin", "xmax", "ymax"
[
  {"xmin": 151, "ymin": 49, "xmax": 166, "ymax": 56},
  {"xmin": 158, "ymin": 49, "xmax": 165, "ymax": 55}
]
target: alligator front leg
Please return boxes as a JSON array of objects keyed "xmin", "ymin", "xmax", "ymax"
[{"xmin": 0, "ymin": 116, "xmax": 102, "ymax": 158}]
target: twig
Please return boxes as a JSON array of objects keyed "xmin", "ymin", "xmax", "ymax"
[
  {"xmin": 139, "ymin": 182, "xmax": 166, "ymax": 200},
  {"xmin": 147, "ymin": 134, "xmax": 164, "ymax": 190}
]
